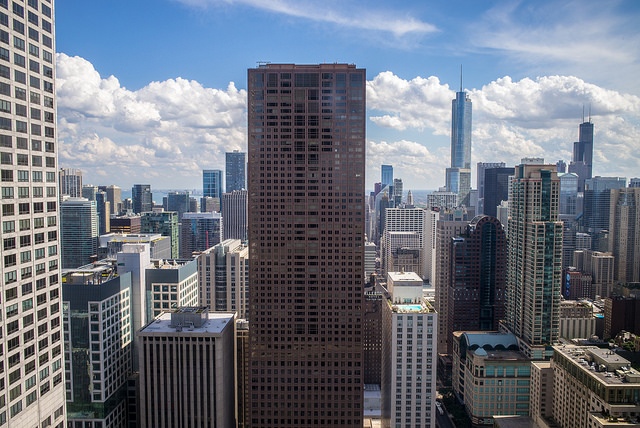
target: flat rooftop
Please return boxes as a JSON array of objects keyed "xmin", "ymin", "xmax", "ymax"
[
  {"xmin": 387, "ymin": 271, "xmax": 422, "ymax": 282},
  {"xmin": 140, "ymin": 311, "xmax": 235, "ymax": 335},
  {"xmin": 554, "ymin": 345, "xmax": 640, "ymax": 386}
]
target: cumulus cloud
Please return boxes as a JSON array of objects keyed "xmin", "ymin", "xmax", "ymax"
[
  {"xmin": 175, "ymin": 0, "xmax": 436, "ymax": 37},
  {"xmin": 56, "ymin": 54, "xmax": 640, "ymax": 191},
  {"xmin": 56, "ymin": 53, "xmax": 247, "ymax": 188},
  {"xmin": 367, "ymin": 71, "xmax": 640, "ymax": 188}
]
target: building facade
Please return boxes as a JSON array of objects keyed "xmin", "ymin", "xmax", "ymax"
[
  {"xmin": 60, "ymin": 197, "xmax": 98, "ymax": 269},
  {"xmin": 608, "ymin": 187, "xmax": 640, "ymax": 283},
  {"xmin": 225, "ymin": 150, "xmax": 246, "ymax": 192},
  {"xmin": 447, "ymin": 216, "xmax": 507, "ymax": 354},
  {"xmin": 506, "ymin": 162, "xmax": 563, "ymax": 359},
  {"xmin": 222, "ymin": 189, "xmax": 247, "ymax": 241},
  {"xmin": 131, "ymin": 184, "xmax": 152, "ymax": 214},
  {"xmin": 138, "ymin": 309, "xmax": 236, "ymax": 428},
  {"xmin": 196, "ymin": 238, "xmax": 249, "ymax": 319},
  {"xmin": 0, "ymin": 1, "xmax": 67, "ymax": 425},
  {"xmin": 381, "ymin": 272, "xmax": 437, "ymax": 428},
  {"xmin": 140, "ymin": 211, "xmax": 179, "ymax": 258},
  {"xmin": 59, "ymin": 168, "xmax": 82, "ymax": 198},
  {"xmin": 63, "ymin": 266, "xmax": 132, "ymax": 427},
  {"xmin": 248, "ymin": 63, "xmax": 366, "ymax": 427},
  {"xmin": 179, "ymin": 212, "xmax": 222, "ymax": 258},
  {"xmin": 145, "ymin": 259, "xmax": 198, "ymax": 321},
  {"xmin": 203, "ymin": 169, "xmax": 223, "ymax": 201},
  {"xmin": 446, "ymin": 86, "xmax": 472, "ymax": 206}
]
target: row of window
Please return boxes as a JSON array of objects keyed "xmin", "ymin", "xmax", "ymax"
[
  {"xmin": 0, "ymin": 117, "xmax": 54, "ymax": 135},
  {"xmin": 0, "ymin": 134, "xmax": 54, "ymax": 150},
  {"xmin": 1, "ymin": 185, "xmax": 56, "ymax": 199},
  {"xmin": 1, "ymin": 169, "xmax": 55, "ymax": 182}
]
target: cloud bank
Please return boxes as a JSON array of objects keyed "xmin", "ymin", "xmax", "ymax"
[{"xmin": 56, "ymin": 54, "xmax": 640, "ymax": 190}]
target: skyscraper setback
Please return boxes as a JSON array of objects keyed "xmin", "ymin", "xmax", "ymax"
[
  {"xmin": 0, "ymin": 0, "xmax": 67, "ymax": 425},
  {"xmin": 446, "ymin": 76, "xmax": 472, "ymax": 206},
  {"xmin": 248, "ymin": 63, "xmax": 366, "ymax": 427}
]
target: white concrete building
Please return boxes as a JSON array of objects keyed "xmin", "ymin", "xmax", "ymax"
[{"xmin": 382, "ymin": 272, "xmax": 437, "ymax": 428}]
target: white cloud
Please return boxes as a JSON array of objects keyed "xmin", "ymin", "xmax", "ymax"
[
  {"xmin": 56, "ymin": 53, "xmax": 247, "ymax": 188},
  {"xmin": 175, "ymin": 0, "xmax": 436, "ymax": 37},
  {"xmin": 367, "ymin": 71, "xmax": 640, "ymax": 188},
  {"xmin": 56, "ymin": 54, "xmax": 640, "ymax": 191}
]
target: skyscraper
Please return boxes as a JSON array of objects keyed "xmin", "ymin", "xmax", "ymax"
[
  {"xmin": 98, "ymin": 184, "xmax": 122, "ymax": 215},
  {"xmin": 248, "ymin": 63, "xmax": 365, "ymax": 427},
  {"xmin": 222, "ymin": 189, "xmax": 247, "ymax": 241},
  {"xmin": 446, "ymin": 79, "xmax": 472, "ymax": 206},
  {"xmin": 60, "ymin": 198, "xmax": 99, "ymax": 268},
  {"xmin": 505, "ymin": 163, "xmax": 563, "ymax": 359},
  {"xmin": 568, "ymin": 118, "xmax": 594, "ymax": 192},
  {"xmin": 381, "ymin": 164, "xmax": 393, "ymax": 187},
  {"xmin": 225, "ymin": 150, "xmax": 246, "ymax": 192},
  {"xmin": 583, "ymin": 176, "xmax": 626, "ymax": 250},
  {"xmin": 447, "ymin": 216, "xmax": 507, "ymax": 353},
  {"xmin": 63, "ymin": 266, "xmax": 132, "ymax": 427},
  {"xmin": 0, "ymin": 1, "xmax": 67, "ymax": 425},
  {"xmin": 203, "ymin": 169, "xmax": 223, "ymax": 201},
  {"xmin": 608, "ymin": 187, "xmax": 640, "ymax": 283},
  {"xmin": 59, "ymin": 167, "xmax": 83, "ymax": 198},
  {"xmin": 140, "ymin": 211, "xmax": 179, "ymax": 258},
  {"xmin": 131, "ymin": 183, "xmax": 152, "ymax": 214},
  {"xmin": 479, "ymin": 164, "xmax": 514, "ymax": 217},
  {"xmin": 179, "ymin": 212, "xmax": 222, "ymax": 258}
]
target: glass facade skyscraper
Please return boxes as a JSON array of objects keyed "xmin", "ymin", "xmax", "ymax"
[
  {"xmin": 446, "ymin": 89, "xmax": 472, "ymax": 206},
  {"xmin": 203, "ymin": 169, "xmax": 223, "ymax": 201},
  {"xmin": 381, "ymin": 164, "xmax": 393, "ymax": 187},
  {"xmin": 225, "ymin": 150, "xmax": 245, "ymax": 193}
]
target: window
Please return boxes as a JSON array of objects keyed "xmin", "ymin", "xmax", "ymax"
[
  {"xmin": 4, "ymin": 253, "xmax": 15, "ymax": 267},
  {"xmin": 0, "ymin": 169, "xmax": 11, "ymax": 181},
  {"xmin": 16, "ymin": 137, "xmax": 26, "ymax": 149},
  {"xmin": 1, "ymin": 186, "xmax": 12, "ymax": 198},
  {"xmin": 0, "ymin": 117, "xmax": 10, "ymax": 130},
  {"xmin": 30, "ymin": 124, "xmax": 40, "ymax": 136},
  {"xmin": 0, "ymin": 151, "xmax": 10, "ymax": 164},
  {"xmin": 18, "ymin": 218, "xmax": 29, "ymax": 230},
  {"xmin": 17, "ymin": 170, "xmax": 28, "ymax": 181},
  {"xmin": 31, "ymin": 170, "xmax": 41, "ymax": 182},
  {"xmin": 28, "ymin": 59, "xmax": 37, "ymax": 73},
  {"xmin": 17, "ymin": 187, "xmax": 28, "ymax": 198},
  {"xmin": 30, "ymin": 185, "xmax": 41, "ymax": 197},
  {"xmin": 28, "ymin": 43, "xmax": 38, "ymax": 57},
  {"xmin": 0, "ymin": 99, "xmax": 9, "ymax": 112},
  {"xmin": 32, "ymin": 202, "xmax": 42, "ymax": 212},
  {"xmin": 0, "ymin": 47, "xmax": 7, "ymax": 61},
  {"xmin": 14, "ymin": 103, "xmax": 26, "ymax": 116},
  {"xmin": 12, "ymin": 35, "xmax": 23, "ymax": 50},
  {"xmin": 19, "ymin": 235, "xmax": 30, "ymax": 246},
  {"xmin": 13, "ymin": 69, "xmax": 25, "ymax": 84},
  {"xmin": 27, "ymin": 26, "xmax": 37, "ymax": 41},
  {"xmin": 28, "ymin": 75, "xmax": 38, "ymax": 89},
  {"xmin": 14, "ymin": 87, "xmax": 25, "ymax": 100},
  {"xmin": 13, "ymin": 52, "xmax": 24, "ymax": 66},
  {"xmin": 45, "ymin": 157, "xmax": 54, "ymax": 168},
  {"xmin": 46, "ymin": 216, "xmax": 54, "ymax": 226},
  {"xmin": 15, "ymin": 121, "xmax": 27, "ymax": 133},
  {"xmin": 20, "ymin": 250, "xmax": 30, "ymax": 262},
  {"xmin": 12, "ymin": 2, "xmax": 24, "ymax": 17},
  {"xmin": 31, "ymin": 140, "xmax": 41, "ymax": 151},
  {"xmin": 43, "ymin": 95, "xmax": 52, "ymax": 108},
  {"xmin": 18, "ymin": 202, "xmax": 28, "ymax": 214},
  {"xmin": 30, "ymin": 107, "xmax": 39, "ymax": 119},
  {"xmin": 42, "ymin": 50, "xmax": 51, "ymax": 63},
  {"xmin": 3, "ymin": 237, "xmax": 15, "ymax": 250},
  {"xmin": 1, "ymin": 202, "xmax": 11, "ymax": 215},
  {"xmin": 0, "ymin": 134, "xmax": 10, "ymax": 147}
]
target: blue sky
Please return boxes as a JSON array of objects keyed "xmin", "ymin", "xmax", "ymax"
[{"xmin": 54, "ymin": 0, "xmax": 640, "ymax": 191}]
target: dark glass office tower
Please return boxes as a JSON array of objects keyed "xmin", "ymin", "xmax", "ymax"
[
  {"xmin": 248, "ymin": 63, "xmax": 365, "ymax": 427},
  {"xmin": 132, "ymin": 183, "xmax": 152, "ymax": 213},
  {"xmin": 226, "ymin": 150, "xmax": 246, "ymax": 192}
]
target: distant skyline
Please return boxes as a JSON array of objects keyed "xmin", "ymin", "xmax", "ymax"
[{"xmin": 55, "ymin": 0, "xmax": 640, "ymax": 190}]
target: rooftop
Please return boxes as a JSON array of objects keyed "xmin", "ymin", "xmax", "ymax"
[
  {"xmin": 554, "ymin": 345, "xmax": 640, "ymax": 386},
  {"xmin": 140, "ymin": 310, "xmax": 235, "ymax": 335},
  {"xmin": 387, "ymin": 271, "xmax": 422, "ymax": 282}
]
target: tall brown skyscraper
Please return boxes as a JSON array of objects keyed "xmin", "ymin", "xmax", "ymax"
[{"xmin": 248, "ymin": 63, "xmax": 366, "ymax": 427}]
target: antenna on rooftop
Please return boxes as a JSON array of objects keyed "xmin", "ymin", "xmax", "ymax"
[
  {"xmin": 589, "ymin": 104, "xmax": 592, "ymax": 123},
  {"xmin": 460, "ymin": 64, "xmax": 463, "ymax": 92}
]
